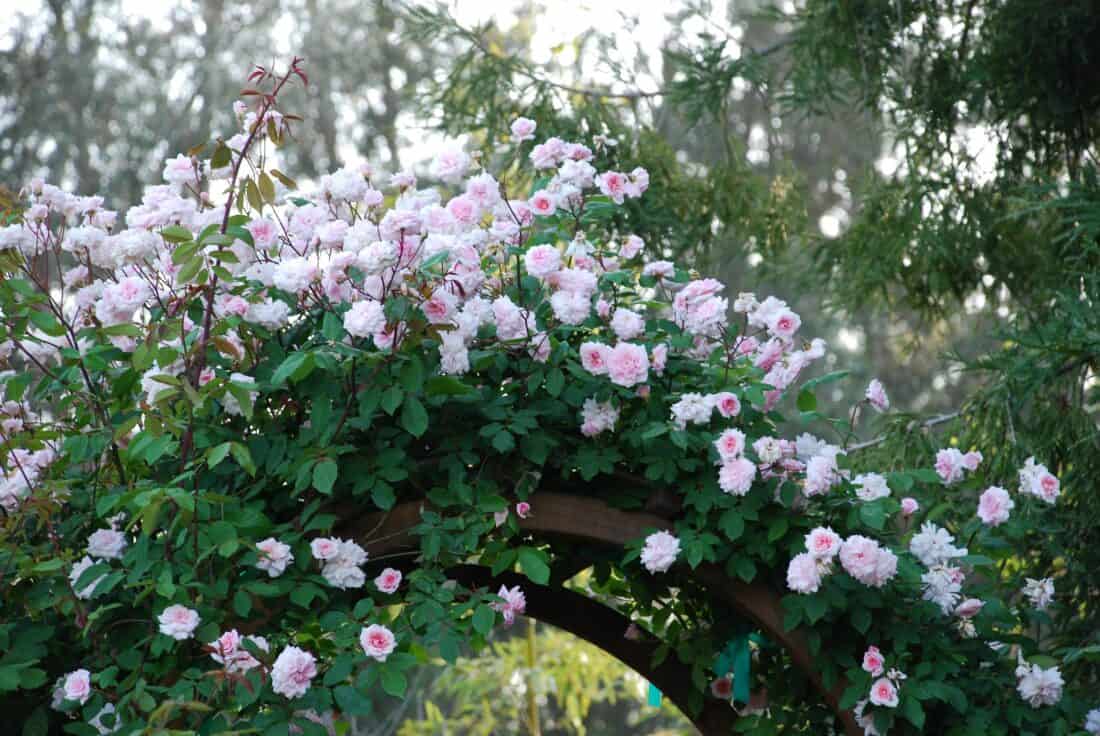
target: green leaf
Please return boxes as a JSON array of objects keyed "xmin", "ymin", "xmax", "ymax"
[
  {"xmin": 804, "ymin": 595, "xmax": 828, "ymax": 624},
  {"xmin": 380, "ymin": 668, "xmax": 408, "ymax": 698},
  {"xmin": 719, "ymin": 509, "xmax": 745, "ymax": 541},
  {"xmin": 424, "ymin": 376, "xmax": 474, "ymax": 396},
  {"xmin": 272, "ymin": 351, "xmax": 315, "ymax": 386},
  {"xmin": 472, "ymin": 605, "xmax": 495, "ymax": 635},
  {"xmin": 491, "ymin": 430, "xmax": 515, "ymax": 454},
  {"xmin": 312, "ymin": 459, "xmax": 339, "ymax": 495},
  {"xmin": 901, "ymin": 696, "xmax": 925, "ymax": 729},
  {"xmin": 400, "ymin": 395, "xmax": 429, "ymax": 438},
  {"xmin": 160, "ymin": 225, "xmax": 193, "ymax": 243},
  {"xmin": 233, "ymin": 590, "xmax": 252, "ymax": 617},
  {"xmin": 796, "ymin": 388, "xmax": 817, "ymax": 412},
  {"xmin": 206, "ymin": 442, "xmax": 232, "ymax": 469},
  {"xmin": 399, "ymin": 357, "xmax": 425, "ymax": 392},
  {"xmin": 380, "ymin": 386, "xmax": 404, "ymax": 414},
  {"xmin": 859, "ymin": 502, "xmax": 887, "ymax": 530},
  {"xmin": 517, "ymin": 546, "xmax": 550, "ymax": 585},
  {"xmin": 333, "ymin": 684, "xmax": 373, "ymax": 715},
  {"xmin": 545, "ymin": 367, "xmax": 565, "ymax": 397},
  {"xmin": 28, "ymin": 310, "xmax": 66, "ymax": 337},
  {"xmin": 323, "ymin": 654, "xmax": 354, "ymax": 686},
  {"xmin": 230, "ymin": 442, "xmax": 256, "ymax": 476},
  {"xmin": 851, "ymin": 606, "xmax": 871, "ymax": 635}
]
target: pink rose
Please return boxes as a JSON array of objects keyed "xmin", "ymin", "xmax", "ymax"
[
  {"xmin": 524, "ymin": 245, "xmax": 562, "ymax": 278},
  {"xmin": 271, "ymin": 646, "xmax": 317, "ymax": 699},
  {"xmin": 710, "ymin": 675, "xmax": 733, "ymax": 700},
  {"xmin": 865, "ymin": 379, "xmax": 889, "ymax": 412},
  {"xmin": 515, "ymin": 501, "xmax": 531, "ymax": 519},
  {"xmin": 374, "ymin": 567, "xmax": 402, "ymax": 594},
  {"xmin": 869, "ymin": 677, "xmax": 899, "ymax": 708},
  {"xmin": 492, "ymin": 584, "xmax": 527, "ymax": 625},
  {"xmin": 768, "ymin": 309, "xmax": 801, "ymax": 340},
  {"xmin": 713, "ymin": 428, "xmax": 746, "ymax": 461},
  {"xmin": 157, "ymin": 604, "xmax": 200, "ymax": 641},
  {"xmin": 62, "ymin": 669, "xmax": 92, "ymax": 704},
  {"xmin": 596, "ymin": 171, "xmax": 628, "ymax": 204},
  {"xmin": 977, "ymin": 486, "xmax": 1014, "ymax": 527},
  {"xmin": 511, "ymin": 117, "xmax": 537, "ymax": 142},
  {"xmin": 900, "ymin": 497, "xmax": 919, "ymax": 516},
  {"xmin": 651, "ymin": 343, "xmax": 668, "ymax": 375},
  {"xmin": 786, "ymin": 552, "xmax": 822, "ymax": 594},
  {"xmin": 360, "ymin": 624, "xmax": 397, "ymax": 662},
  {"xmin": 579, "ymin": 342, "xmax": 611, "ymax": 375},
  {"xmin": 529, "ymin": 190, "xmax": 557, "ymax": 216},
  {"xmin": 805, "ymin": 527, "xmax": 842, "ymax": 560},
  {"xmin": 310, "ymin": 537, "xmax": 340, "ymax": 561},
  {"xmin": 955, "ymin": 598, "xmax": 984, "ymax": 619},
  {"xmin": 712, "ymin": 392, "xmax": 741, "ymax": 418},
  {"xmin": 606, "ymin": 343, "xmax": 648, "ymax": 387},
  {"xmin": 718, "ymin": 457, "xmax": 756, "ymax": 496},
  {"xmin": 862, "ymin": 645, "xmax": 885, "ymax": 676}
]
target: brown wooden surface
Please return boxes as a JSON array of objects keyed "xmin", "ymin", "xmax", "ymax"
[{"xmin": 347, "ymin": 491, "xmax": 859, "ymax": 735}]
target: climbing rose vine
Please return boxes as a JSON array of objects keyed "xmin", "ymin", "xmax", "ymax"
[{"xmin": 0, "ymin": 59, "xmax": 1094, "ymax": 734}]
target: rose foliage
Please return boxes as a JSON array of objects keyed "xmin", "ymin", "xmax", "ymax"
[{"xmin": 0, "ymin": 60, "xmax": 1094, "ymax": 735}]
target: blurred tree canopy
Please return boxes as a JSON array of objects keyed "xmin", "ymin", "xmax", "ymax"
[{"xmin": 0, "ymin": 0, "xmax": 434, "ymax": 205}]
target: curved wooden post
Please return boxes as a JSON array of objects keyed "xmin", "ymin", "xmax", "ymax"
[{"xmin": 347, "ymin": 492, "xmax": 859, "ymax": 735}]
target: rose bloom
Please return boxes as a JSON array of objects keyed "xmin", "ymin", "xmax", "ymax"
[
  {"xmin": 271, "ymin": 646, "xmax": 317, "ymax": 699},
  {"xmin": 360, "ymin": 624, "xmax": 397, "ymax": 662},
  {"xmin": 511, "ymin": 116, "xmax": 537, "ymax": 142},
  {"xmin": 869, "ymin": 677, "xmax": 899, "ymax": 708},
  {"xmin": 651, "ymin": 343, "xmax": 669, "ymax": 375},
  {"xmin": 977, "ymin": 485, "xmax": 1014, "ymax": 527},
  {"xmin": 711, "ymin": 391, "xmax": 741, "ymax": 418},
  {"xmin": 862, "ymin": 646, "xmax": 885, "ymax": 676},
  {"xmin": 713, "ymin": 428, "xmax": 746, "ymax": 461},
  {"xmin": 529, "ymin": 190, "xmax": 557, "ymax": 216},
  {"xmin": 865, "ymin": 379, "xmax": 890, "ymax": 412},
  {"xmin": 710, "ymin": 675, "xmax": 733, "ymax": 700},
  {"xmin": 620, "ymin": 234, "xmax": 645, "ymax": 259},
  {"xmin": 310, "ymin": 537, "xmax": 340, "ymax": 560},
  {"xmin": 718, "ymin": 457, "xmax": 756, "ymax": 496},
  {"xmin": 962, "ymin": 450, "xmax": 982, "ymax": 471},
  {"xmin": 840, "ymin": 536, "xmax": 897, "ymax": 588},
  {"xmin": 955, "ymin": 598, "xmax": 984, "ymax": 619},
  {"xmin": 767, "ymin": 309, "xmax": 801, "ymax": 340},
  {"xmin": 375, "ymin": 567, "xmax": 403, "ymax": 594},
  {"xmin": 606, "ymin": 342, "xmax": 648, "ymax": 387},
  {"xmin": 87, "ymin": 528, "xmax": 127, "ymax": 560},
  {"xmin": 158, "ymin": 604, "xmax": 200, "ymax": 641},
  {"xmin": 524, "ymin": 245, "xmax": 561, "ymax": 278},
  {"xmin": 640, "ymin": 530, "xmax": 680, "ymax": 574},
  {"xmin": 900, "ymin": 497, "xmax": 919, "ymax": 516},
  {"xmin": 786, "ymin": 552, "xmax": 822, "ymax": 594},
  {"xmin": 62, "ymin": 669, "xmax": 92, "ymax": 704},
  {"xmin": 493, "ymin": 584, "xmax": 527, "ymax": 626},
  {"xmin": 255, "ymin": 537, "xmax": 294, "ymax": 578},
  {"xmin": 515, "ymin": 501, "xmax": 531, "ymax": 519},
  {"xmin": 805, "ymin": 527, "xmax": 842, "ymax": 560}
]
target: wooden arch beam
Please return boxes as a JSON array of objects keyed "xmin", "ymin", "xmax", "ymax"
[
  {"xmin": 439, "ymin": 564, "xmax": 742, "ymax": 734},
  {"xmin": 349, "ymin": 491, "xmax": 859, "ymax": 735}
]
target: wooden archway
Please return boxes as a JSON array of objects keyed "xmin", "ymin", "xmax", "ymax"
[{"xmin": 346, "ymin": 492, "xmax": 860, "ymax": 735}]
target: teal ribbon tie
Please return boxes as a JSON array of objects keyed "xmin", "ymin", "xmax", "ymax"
[
  {"xmin": 647, "ymin": 682, "xmax": 663, "ymax": 707},
  {"xmin": 715, "ymin": 631, "xmax": 766, "ymax": 705}
]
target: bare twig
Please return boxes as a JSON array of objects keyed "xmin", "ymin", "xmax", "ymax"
[{"xmin": 849, "ymin": 411, "xmax": 961, "ymax": 452}]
